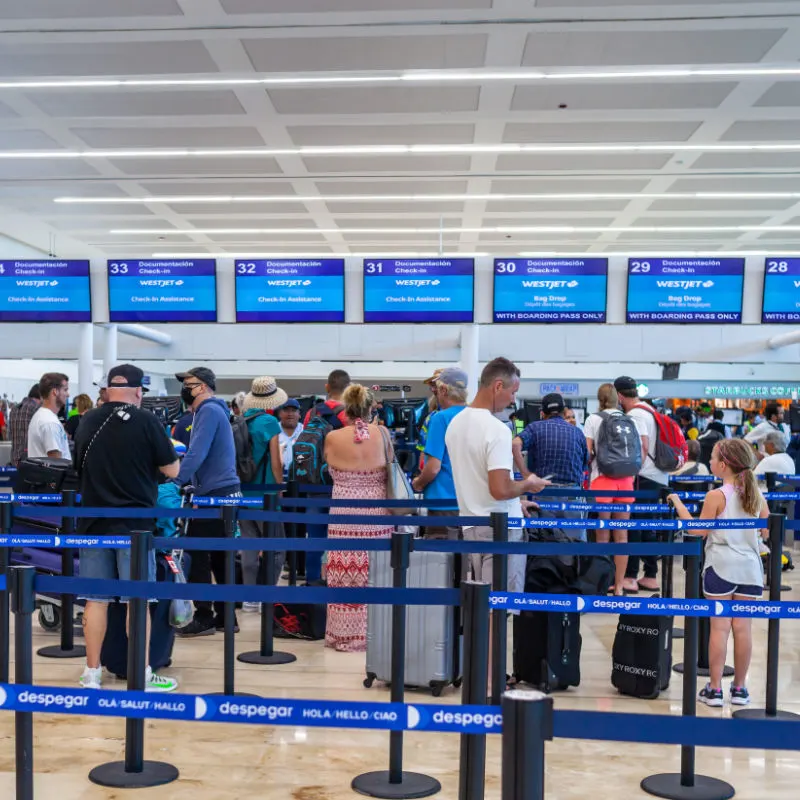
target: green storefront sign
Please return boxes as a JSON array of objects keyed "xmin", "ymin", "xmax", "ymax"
[{"xmin": 704, "ymin": 384, "xmax": 800, "ymax": 398}]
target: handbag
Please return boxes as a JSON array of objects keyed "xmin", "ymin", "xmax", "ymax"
[{"xmin": 379, "ymin": 427, "xmax": 415, "ymax": 515}]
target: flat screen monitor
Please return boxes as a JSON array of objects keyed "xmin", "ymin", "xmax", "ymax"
[
  {"xmin": 789, "ymin": 405, "xmax": 800, "ymax": 434},
  {"xmin": 363, "ymin": 258, "xmax": 474, "ymax": 322},
  {"xmin": 0, "ymin": 259, "xmax": 91, "ymax": 322},
  {"xmin": 762, "ymin": 257, "xmax": 800, "ymax": 323},
  {"xmin": 108, "ymin": 259, "xmax": 217, "ymax": 322},
  {"xmin": 720, "ymin": 408, "xmax": 744, "ymax": 427},
  {"xmin": 142, "ymin": 396, "xmax": 183, "ymax": 428},
  {"xmin": 235, "ymin": 259, "xmax": 345, "ymax": 322},
  {"xmin": 493, "ymin": 258, "xmax": 608, "ymax": 322},
  {"xmin": 381, "ymin": 398, "xmax": 428, "ymax": 432},
  {"xmin": 626, "ymin": 257, "xmax": 744, "ymax": 323}
]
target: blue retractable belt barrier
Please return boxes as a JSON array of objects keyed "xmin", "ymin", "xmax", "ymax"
[
  {"xmin": 535, "ymin": 488, "xmax": 661, "ymax": 499},
  {"xmin": 0, "ymin": 466, "xmax": 16, "ymax": 473},
  {"xmin": 279, "ymin": 497, "xmax": 458, "ymax": 509},
  {"xmin": 2, "ymin": 494, "xmax": 64, "ymax": 504},
  {"xmin": 34, "ymin": 574, "xmax": 460, "ymax": 606},
  {"xmin": 518, "ymin": 516, "xmax": 765, "ymax": 530},
  {"xmin": 489, "ymin": 591, "xmax": 800, "ymax": 619},
  {"xmin": 12, "ymin": 505, "xmax": 221, "ymax": 520},
  {"xmin": 0, "ymin": 534, "xmax": 130, "ymax": 549},
  {"xmin": 669, "ymin": 475, "xmax": 721, "ymax": 483},
  {"xmin": 237, "ymin": 508, "xmax": 491, "ymax": 527},
  {"xmin": 535, "ymin": 501, "xmax": 700, "ymax": 514}
]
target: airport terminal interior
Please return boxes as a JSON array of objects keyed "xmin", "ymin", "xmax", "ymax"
[{"xmin": 1, "ymin": 1, "xmax": 800, "ymax": 799}]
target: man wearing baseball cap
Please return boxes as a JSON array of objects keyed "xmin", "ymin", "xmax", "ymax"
[
  {"xmin": 512, "ymin": 391, "xmax": 589, "ymax": 540},
  {"xmin": 175, "ymin": 366, "xmax": 242, "ymax": 636},
  {"xmin": 412, "ymin": 367, "xmax": 469, "ymax": 539}
]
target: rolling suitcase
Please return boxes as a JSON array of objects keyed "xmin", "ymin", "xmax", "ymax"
[
  {"xmin": 611, "ymin": 613, "xmax": 673, "ymax": 699},
  {"xmin": 513, "ymin": 611, "xmax": 581, "ymax": 692},
  {"xmin": 364, "ymin": 549, "xmax": 461, "ymax": 696}
]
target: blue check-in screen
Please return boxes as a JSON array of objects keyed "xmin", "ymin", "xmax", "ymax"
[
  {"xmin": 235, "ymin": 259, "xmax": 345, "ymax": 322},
  {"xmin": 363, "ymin": 258, "xmax": 474, "ymax": 322},
  {"xmin": 493, "ymin": 258, "xmax": 607, "ymax": 322},
  {"xmin": 762, "ymin": 258, "xmax": 800, "ymax": 323},
  {"xmin": 0, "ymin": 260, "xmax": 91, "ymax": 322},
  {"xmin": 108, "ymin": 259, "xmax": 217, "ymax": 322},
  {"xmin": 626, "ymin": 258, "xmax": 744, "ymax": 323}
]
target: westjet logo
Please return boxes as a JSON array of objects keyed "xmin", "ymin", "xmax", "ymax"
[
  {"xmin": 139, "ymin": 279, "xmax": 184, "ymax": 287},
  {"xmin": 265, "ymin": 279, "xmax": 312, "ymax": 287},
  {"xmin": 521, "ymin": 280, "xmax": 579, "ymax": 289},
  {"xmin": 16, "ymin": 280, "xmax": 57, "ymax": 288},
  {"xmin": 395, "ymin": 279, "xmax": 441, "ymax": 287},
  {"xmin": 655, "ymin": 280, "xmax": 714, "ymax": 289}
]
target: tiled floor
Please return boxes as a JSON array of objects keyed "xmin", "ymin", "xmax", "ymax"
[{"xmin": 1, "ymin": 572, "xmax": 799, "ymax": 799}]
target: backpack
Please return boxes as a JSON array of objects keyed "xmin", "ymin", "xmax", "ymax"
[
  {"xmin": 290, "ymin": 402, "xmax": 345, "ymax": 485},
  {"xmin": 231, "ymin": 411, "xmax": 267, "ymax": 483},
  {"xmin": 593, "ymin": 411, "xmax": 642, "ymax": 478},
  {"xmin": 636, "ymin": 404, "xmax": 688, "ymax": 473}
]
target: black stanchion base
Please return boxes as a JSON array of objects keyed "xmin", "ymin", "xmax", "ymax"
[
  {"xmin": 89, "ymin": 760, "xmax": 179, "ymax": 788},
  {"xmin": 673, "ymin": 627, "xmax": 684, "ymax": 640},
  {"xmin": 37, "ymin": 644, "xmax": 86, "ymax": 659},
  {"xmin": 237, "ymin": 650, "xmax": 297, "ymax": 665},
  {"xmin": 641, "ymin": 773, "xmax": 735, "ymax": 800},
  {"xmin": 352, "ymin": 770, "xmax": 441, "ymax": 799},
  {"xmin": 733, "ymin": 707, "xmax": 800, "ymax": 721},
  {"xmin": 673, "ymin": 663, "xmax": 734, "ymax": 678}
]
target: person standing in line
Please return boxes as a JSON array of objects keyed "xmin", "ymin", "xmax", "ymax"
[
  {"xmin": 323, "ymin": 384, "xmax": 393, "ymax": 652},
  {"xmin": 74, "ymin": 364, "xmax": 179, "ymax": 692},
  {"xmin": 411, "ymin": 367, "xmax": 469, "ymax": 540},
  {"xmin": 303, "ymin": 369, "xmax": 351, "ymax": 585},
  {"xmin": 64, "ymin": 393, "xmax": 93, "ymax": 441},
  {"xmin": 512, "ymin": 392, "xmax": 589, "ymax": 540},
  {"xmin": 27, "ymin": 372, "xmax": 70, "ymax": 459},
  {"xmin": 614, "ymin": 376, "xmax": 669, "ymax": 594},
  {"xmin": 174, "ymin": 367, "xmax": 242, "ymax": 637},
  {"xmin": 754, "ymin": 430, "xmax": 795, "ymax": 483},
  {"xmin": 277, "ymin": 399, "xmax": 304, "ymax": 477},
  {"xmin": 238, "ymin": 376, "xmax": 286, "ymax": 612},
  {"xmin": 9, "ymin": 383, "xmax": 40, "ymax": 466},
  {"xmin": 745, "ymin": 403, "xmax": 789, "ymax": 447},
  {"xmin": 231, "ymin": 391, "xmax": 247, "ymax": 418},
  {"xmin": 667, "ymin": 439, "xmax": 768, "ymax": 708}
]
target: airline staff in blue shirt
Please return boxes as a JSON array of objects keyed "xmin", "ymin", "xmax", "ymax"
[{"xmin": 411, "ymin": 367, "xmax": 469, "ymax": 540}]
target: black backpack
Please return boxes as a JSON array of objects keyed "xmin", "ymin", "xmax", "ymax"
[
  {"xmin": 593, "ymin": 411, "xmax": 642, "ymax": 479},
  {"xmin": 290, "ymin": 402, "xmax": 345, "ymax": 485},
  {"xmin": 231, "ymin": 411, "xmax": 268, "ymax": 483},
  {"xmin": 698, "ymin": 429, "xmax": 724, "ymax": 469}
]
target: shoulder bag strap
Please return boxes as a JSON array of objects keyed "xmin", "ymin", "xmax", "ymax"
[{"xmin": 379, "ymin": 425, "xmax": 393, "ymax": 467}]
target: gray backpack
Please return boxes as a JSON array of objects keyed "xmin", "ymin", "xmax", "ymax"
[{"xmin": 594, "ymin": 411, "xmax": 642, "ymax": 479}]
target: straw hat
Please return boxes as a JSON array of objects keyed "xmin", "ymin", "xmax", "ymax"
[{"xmin": 243, "ymin": 376, "xmax": 288, "ymax": 412}]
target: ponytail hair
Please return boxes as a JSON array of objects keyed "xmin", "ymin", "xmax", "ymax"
[{"xmin": 713, "ymin": 439, "xmax": 762, "ymax": 516}]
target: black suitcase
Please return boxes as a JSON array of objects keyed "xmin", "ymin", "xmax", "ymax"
[
  {"xmin": 611, "ymin": 613, "xmax": 673, "ymax": 699},
  {"xmin": 100, "ymin": 553, "xmax": 178, "ymax": 678},
  {"xmin": 513, "ymin": 611, "xmax": 581, "ymax": 692}
]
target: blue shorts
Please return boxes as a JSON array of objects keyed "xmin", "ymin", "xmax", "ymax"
[
  {"xmin": 703, "ymin": 566, "xmax": 763, "ymax": 599},
  {"xmin": 79, "ymin": 547, "xmax": 157, "ymax": 603}
]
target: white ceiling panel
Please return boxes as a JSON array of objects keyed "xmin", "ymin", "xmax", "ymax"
[
  {"xmin": 243, "ymin": 34, "xmax": 487, "ymax": 73},
  {"xmin": 0, "ymin": 0, "xmax": 183, "ymax": 18},
  {"xmin": 721, "ymin": 120, "xmax": 800, "ymax": 141},
  {"xmin": 503, "ymin": 121, "xmax": 700, "ymax": 143},
  {"xmin": 325, "ymin": 201, "xmax": 466, "ymax": 214},
  {"xmin": 666, "ymin": 176, "xmax": 800, "ymax": 193},
  {"xmin": 490, "ymin": 178, "xmax": 651, "ymax": 193},
  {"xmin": 0, "ymin": 42, "xmax": 219, "ymax": 78},
  {"xmin": 536, "ymin": 0, "xmax": 752, "ymax": 5},
  {"xmin": 649, "ymin": 197, "xmax": 797, "ymax": 213},
  {"xmin": 138, "ymin": 181, "xmax": 296, "ymax": 196},
  {"xmin": 0, "ymin": 183, "xmax": 128, "ymax": 200},
  {"xmin": 690, "ymin": 153, "xmax": 800, "ymax": 170},
  {"xmin": 301, "ymin": 155, "xmax": 472, "ymax": 174},
  {"xmin": 37, "ymin": 207, "xmax": 158, "ymax": 218},
  {"xmin": 70, "ymin": 126, "xmax": 266, "ymax": 148},
  {"xmin": 521, "ymin": 29, "xmax": 785, "ymax": 67},
  {"xmin": 316, "ymin": 180, "xmax": 470, "ymax": 195},
  {"xmin": 165, "ymin": 202, "xmax": 308, "ymax": 215},
  {"xmin": 269, "ymin": 86, "xmax": 480, "ymax": 115},
  {"xmin": 183, "ymin": 217, "xmax": 319, "ymax": 229},
  {"xmin": 0, "ymin": 162, "xmax": 102, "ymax": 179},
  {"xmin": 511, "ymin": 83, "xmax": 735, "ymax": 111},
  {"xmin": 755, "ymin": 83, "xmax": 800, "ymax": 107},
  {"xmin": 494, "ymin": 153, "xmax": 672, "ymax": 171},
  {"xmin": 485, "ymin": 198, "xmax": 633, "ymax": 213},
  {"xmin": 223, "ymin": 0, "xmax": 491, "ymax": 11},
  {"xmin": 28, "ymin": 90, "xmax": 246, "ymax": 118},
  {"xmin": 615, "ymin": 230, "xmax": 749, "ymax": 241},
  {"xmin": 287, "ymin": 123, "xmax": 475, "ymax": 146},
  {"xmin": 107, "ymin": 156, "xmax": 283, "ymax": 176},
  {"xmin": 0, "ymin": 130, "xmax": 63, "ymax": 150},
  {"xmin": 630, "ymin": 216, "xmax": 770, "ymax": 227}
]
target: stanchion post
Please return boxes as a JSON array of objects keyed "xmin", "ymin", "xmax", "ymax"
[
  {"xmin": 89, "ymin": 532, "xmax": 179, "ymax": 788},
  {"xmin": 287, "ymin": 478, "xmax": 299, "ymax": 586},
  {"xmin": 38, "ymin": 489, "xmax": 86, "ymax": 659},
  {"xmin": 501, "ymin": 690, "xmax": 553, "ymax": 800},
  {"xmin": 238, "ymin": 493, "xmax": 296, "ymax": 666},
  {"xmin": 490, "ymin": 512, "xmax": 509, "ymax": 705},
  {"xmin": 352, "ymin": 531, "xmax": 441, "ymax": 799},
  {"xmin": 734, "ymin": 512, "xmax": 800, "ymax": 721},
  {"xmin": 459, "ymin": 580, "xmax": 490, "ymax": 800},
  {"xmin": 642, "ymin": 535, "xmax": 735, "ymax": 800},
  {"xmin": 11, "ymin": 565, "xmax": 36, "ymax": 800},
  {"xmin": 0, "ymin": 501, "xmax": 11, "ymax": 683}
]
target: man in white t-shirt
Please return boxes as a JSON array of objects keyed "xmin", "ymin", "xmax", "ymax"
[
  {"xmin": 614, "ymin": 376, "xmax": 669, "ymax": 593},
  {"xmin": 745, "ymin": 403, "xmax": 790, "ymax": 448},
  {"xmin": 27, "ymin": 372, "xmax": 70, "ymax": 459}
]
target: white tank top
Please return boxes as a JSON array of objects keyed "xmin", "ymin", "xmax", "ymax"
[{"xmin": 704, "ymin": 483, "xmax": 765, "ymax": 588}]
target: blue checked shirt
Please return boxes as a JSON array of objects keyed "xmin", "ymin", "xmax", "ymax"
[{"xmin": 517, "ymin": 417, "xmax": 588, "ymax": 486}]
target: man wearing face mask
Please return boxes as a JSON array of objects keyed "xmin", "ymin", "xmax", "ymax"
[
  {"xmin": 174, "ymin": 367, "xmax": 242, "ymax": 637},
  {"xmin": 27, "ymin": 372, "xmax": 71, "ymax": 459}
]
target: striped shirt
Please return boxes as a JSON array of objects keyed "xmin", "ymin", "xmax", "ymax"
[{"xmin": 10, "ymin": 397, "xmax": 40, "ymax": 466}]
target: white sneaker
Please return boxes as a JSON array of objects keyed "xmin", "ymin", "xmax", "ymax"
[
  {"xmin": 80, "ymin": 666, "xmax": 102, "ymax": 690},
  {"xmin": 145, "ymin": 666, "xmax": 178, "ymax": 693},
  {"xmin": 242, "ymin": 602, "xmax": 261, "ymax": 613}
]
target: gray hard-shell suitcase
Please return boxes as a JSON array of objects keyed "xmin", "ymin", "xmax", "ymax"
[{"xmin": 364, "ymin": 549, "xmax": 461, "ymax": 696}]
